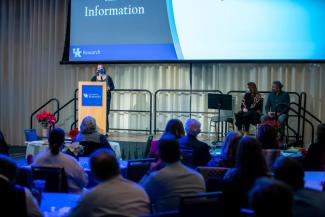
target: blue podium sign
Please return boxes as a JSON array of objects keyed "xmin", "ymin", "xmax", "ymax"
[{"xmin": 82, "ymin": 85, "xmax": 103, "ymax": 106}]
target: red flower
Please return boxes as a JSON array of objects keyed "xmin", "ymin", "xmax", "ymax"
[
  {"xmin": 69, "ymin": 128, "xmax": 79, "ymax": 142},
  {"xmin": 35, "ymin": 111, "xmax": 57, "ymax": 127},
  {"xmin": 262, "ymin": 119, "xmax": 280, "ymax": 129}
]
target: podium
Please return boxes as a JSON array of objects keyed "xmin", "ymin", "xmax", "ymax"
[{"xmin": 78, "ymin": 81, "xmax": 107, "ymax": 133}]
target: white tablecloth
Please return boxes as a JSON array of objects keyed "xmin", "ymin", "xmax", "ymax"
[
  {"xmin": 25, "ymin": 140, "xmax": 49, "ymax": 159},
  {"xmin": 109, "ymin": 141, "xmax": 121, "ymax": 160}
]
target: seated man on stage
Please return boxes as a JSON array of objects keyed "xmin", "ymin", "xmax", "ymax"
[
  {"xmin": 261, "ymin": 81, "xmax": 290, "ymax": 137},
  {"xmin": 91, "ymin": 64, "xmax": 115, "ymax": 132}
]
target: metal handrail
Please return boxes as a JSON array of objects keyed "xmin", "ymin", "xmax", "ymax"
[
  {"xmin": 72, "ymin": 88, "xmax": 152, "ymax": 132},
  {"xmin": 154, "ymin": 89, "xmax": 223, "ymax": 133},
  {"xmin": 30, "ymin": 98, "xmax": 60, "ymax": 129}
]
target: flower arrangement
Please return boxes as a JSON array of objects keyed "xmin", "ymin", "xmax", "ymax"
[
  {"xmin": 35, "ymin": 111, "xmax": 57, "ymax": 127},
  {"xmin": 262, "ymin": 119, "xmax": 280, "ymax": 129},
  {"xmin": 68, "ymin": 128, "xmax": 79, "ymax": 142},
  {"xmin": 62, "ymin": 142, "xmax": 84, "ymax": 158}
]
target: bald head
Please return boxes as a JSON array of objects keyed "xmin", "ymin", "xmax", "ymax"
[
  {"xmin": 90, "ymin": 149, "xmax": 119, "ymax": 182},
  {"xmin": 185, "ymin": 119, "xmax": 201, "ymax": 137}
]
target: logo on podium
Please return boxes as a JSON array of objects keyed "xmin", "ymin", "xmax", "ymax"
[{"xmin": 82, "ymin": 85, "xmax": 103, "ymax": 106}]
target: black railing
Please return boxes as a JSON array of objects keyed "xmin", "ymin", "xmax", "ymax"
[
  {"xmin": 110, "ymin": 89, "xmax": 153, "ymax": 133},
  {"xmin": 30, "ymin": 98, "xmax": 60, "ymax": 129},
  {"xmin": 154, "ymin": 89, "xmax": 223, "ymax": 133}
]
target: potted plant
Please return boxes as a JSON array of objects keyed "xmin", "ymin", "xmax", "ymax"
[{"xmin": 35, "ymin": 111, "xmax": 57, "ymax": 138}]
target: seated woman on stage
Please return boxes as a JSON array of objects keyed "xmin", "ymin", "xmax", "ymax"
[
  {"xmin": 75, "ymin": 116, "xmax": 114, "ymax": 157},
  {"xmin": 235, "ymin": 82, "xmax": 263, "ymax": 134}
]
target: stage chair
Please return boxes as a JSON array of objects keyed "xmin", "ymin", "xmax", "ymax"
[
  {"xmin": 196, "ymin": 166, "xmax": 229, "ymax": 191},
  {"xmin": 31, "ymin": 166, "xmax": 68, "ymax": 193},
  {"xmin": 179, "ymin": 191, "xmax": 225, "ymax": 217},
  {"xmin": 126, "ymin": 158, "xmax": 157, "ymax": 182}
]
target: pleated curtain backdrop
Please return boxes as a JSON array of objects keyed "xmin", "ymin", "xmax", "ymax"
[{"xmin": 0, "ymin": 0, "xmax": 324, "ymax": 146}]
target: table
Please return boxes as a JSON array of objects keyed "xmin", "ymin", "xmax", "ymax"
[
  {"xmin": 25, "ymin": 140, "xmax": 121, "ymax": 160},
  {"xmin": 41, "ymin": 193, "xmax": 81, "ymax": 217},
  {"xmin": 25, "ymin": 140, "xmax": 49, "ymax": 160},
  {"xmin": 304, "ymin": 171, "xmax": 325, "ymax": 191}
]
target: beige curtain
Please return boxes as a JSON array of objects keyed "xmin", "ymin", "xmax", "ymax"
[{"xmin": 1, "ymin": 0, "xmax": 324, "ymax": 146}]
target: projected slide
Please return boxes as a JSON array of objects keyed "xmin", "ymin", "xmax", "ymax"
[{"xmin": 69, "ymin": 0, "xmax": 325, "ymax": 61}]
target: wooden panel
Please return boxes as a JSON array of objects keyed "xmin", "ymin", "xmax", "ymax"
[{"xmin": 78, "ymin": 82, "xmax": 107, "ymax": 134}]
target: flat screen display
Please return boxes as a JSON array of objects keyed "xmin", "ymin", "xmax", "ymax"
[{"xmin": 68, "ymin": 0, "xmax": 325, "ymax": 62}]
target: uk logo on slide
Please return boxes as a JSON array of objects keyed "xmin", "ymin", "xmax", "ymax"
[
  {"xmin": 73, "ymin": 48, "xmax": 82, "ymax": 58},
  {"xmin": 82, "ymin": 85, "xmax": 103, "ymax": 106}
]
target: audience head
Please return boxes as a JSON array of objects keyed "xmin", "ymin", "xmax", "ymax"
[
  {"xmin": 247, "ymin": 82, "xmax": 258, "ymax": 96},
  {"xmin": 272, "ymin": 157, "xmax": 304, "ymax": 191},
  {"xmin": 272, "ymin": 80, "xmax": 283, "ymax": 93},
  {"xmin": 317, "ymin": 123, "xmax": 325, "ymax": 143},
  {"xmin": 249, "ymin": 177, "xmax": 293, "ymax": 217},
  {"xmin": 159, "ymin": 137, "xmax": 181, "ymax": 164},
  {"xmin": 256, "ymin": 124, "xmax": 278, "ymax": 149},
  {"xmin": 90, "ymin": 149, "xmax": 120, "ymax": 182},
  {"xmin": 48, "ymin": 128, "xmax": 65, "ymax": 155},
  {"xmin": 80, "ymin": 116, "xmax": 97, "ymax": 134},
  {"xmin": 163, "ymin": 119, "xmax": 185, "ymax": 139},
  {"xmin": 221, "ymin": 131, "xmax": 242, "ymax": 162},
  {"xmin": 185, "ymin": 119, "xmax": 201, "ymax": 137},
  {"xmin": 0, "ymin": 154, "xmax": 18, "ymax": 184},
  {"xmin": 236, "ymin": 136, "xmax": 268, "ymax": 179}
]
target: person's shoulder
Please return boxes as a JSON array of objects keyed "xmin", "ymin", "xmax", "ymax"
[{"xmin": 33, "ymin": 150, "xmax": 50, "ymax": 163}]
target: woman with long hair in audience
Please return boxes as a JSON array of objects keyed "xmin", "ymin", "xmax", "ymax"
[
  {"xmin": 33, "ymin": 128, "xmax": 88, "ymax": 193},
  {"xmin": 148, "ymin": 119, "xmax": 185, "ymax": 158},
  {"xmin": 223, "ymin": 136, "xmax": 268, "ymax": 215},
  {"xmin": 235, "ymin": 82, "xmax": 263, "ymax": 135},
  {"xmin": 209, "ymin": 131, "xmax": 242, "ymax": 168},
  {"xmin": 256, "ymin": 123, "xmax": 281, "ymax": 170}
]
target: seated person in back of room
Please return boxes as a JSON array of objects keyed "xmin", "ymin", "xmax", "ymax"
[
  {"xmin": 249, "ymin": 177, "xmax": 293, "ymax": 217},
  {"xmin": 0, "ymin": 154, "xmax": 42, "ymax": 217},
  {"xmin": 223, "ymin": 137, "xmax": 269, "ymax": 215},
  {"xmin": 178, "ymin": 119, "xmax": 211, "ymax": 168},
  {"xmin": 148, "ymin": 119, "xmax": 185, "ymax": 159},
  {"xmin": 75, "ymin": 116, "xmax": 114, "ymax": 156},
  {"xmin": 235, "ymin": 82, "xmax": 263, "ymax": 135},
  {"xmin": 256, "ymin": 123, "xmax": 281, "ymax": 170},
  {"xmin": 304, "ymin": 123, "xmax": 325, "ymax": 171},
  {"xmin": 208, "ymin": 131, "xmax": 242, "ymax": 168},
  {"xmin": 261, "ymin": 80, "xmax": 290, "ymax": 138},
  {"xmin": 69, "ymin": 149, "xmax": 150, "ymax": 217},
  {"xmin": 33, "ymin": 128, "xmax": 88, "ymax": 193},
  {"xmin": 273, "ymin": 157, "xmax": 325, "ymax": 217},
  {"xmin": 140, "ymin": 138, "xmax": 206, "ymax": 212}
]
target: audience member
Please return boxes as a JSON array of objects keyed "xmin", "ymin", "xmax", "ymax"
[
  {"xmin": 261, "ymin": 80, "xmax": 290, "ymax": 137},
  {"xmin": 273, "ymin": 157, "xmax": 325, "ymax": 217},
  {"xmin": 223, "ymin": 137, "xmax": 268, "ymax": 213},
  {"xmin": 69, "ymin": 149, "xmax": 150, "ymax": 217},
  {"xmin": 0, "ymin": 154, "xmax": 42, "ymax": 217},
  {"xmin": 235, "ymin": 82, "xmax": 263, "ymax": 134},
  {"xmin": 249, "ymin": 177, "xmax": 293, "ymax": 217},
  {"xmin": 304, "ymin": 123, "xmax": 325, "ymax": 171},
  {"xmin": 179, "ymin": 119, "xmax": 211, "ymax": 167},
  {"xmin": 209, "ymin": 131, "xmax": 242, "ymax": 167},
  {"xmin": 33, "ymin": 128, "xmax": 88, "ymax": 193},
  {"xmin": 75, "ymin": 116, "xmax": 114, "ymax": 156},
  {"xmin": 148, "ymin": 119, "xmax": 185, "ymax": 159},
  {"xmin": 0, "ymin": 130, "xmax": 9, "ymax": 155},
  {"xmin": 141, "ymin": 138, "xmax": 206, "ymax": 212},
  {"xmin": 256, "ymin": 124, "xmax": 281, "ymax": 169}
]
